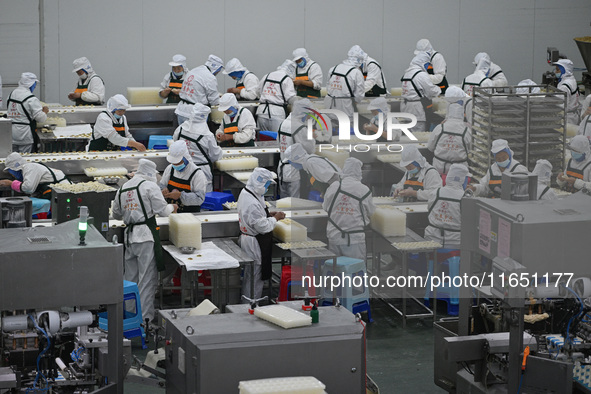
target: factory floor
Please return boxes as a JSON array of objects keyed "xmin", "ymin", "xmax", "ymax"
[{"xmin": 124, "ymin": 296, "xmax": 446, "ymax": 394}]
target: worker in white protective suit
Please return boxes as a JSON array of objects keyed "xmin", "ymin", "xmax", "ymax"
[
  {"xmin": 462, "ymin": 55, "xmax": 494, "ymax": 97},
  {"xmin": 159, "ymin": 54, "xmax": 188, "ymax": 104},
  {"xmin": 292, "ymin": 48, "xmax": 323, "ymax": 98},
  {"xmin": 288, "ymin": 143, "xmax": 341, "ymax": 196},
  {"xmin": 0, "ymin": 152, "xmax": 71, "ymax": 199},
  {"xmin": 323, "ymin": 157, "xmax": 376, "ymax": 260},
  {"xmin": 554, "ymin": 59, "xmax": 581, "ymax": 125},
  {"xmin": 87, "ymin": 95, "xmax": 146, "ymax": 152},
  {"xmin": 424, "ymin": 163, "xmax": 471, "ymax": 247},
  {"xmin": 531, "ymin": 159, "xmax": 557, "ymax": 200},
  {"xmin": 223, "ymin": 58, "xmax": 259, "ymax": 101},
  {"xmin": 415, "ymin": 39, "xmax": 448, "ymax": 94},
  {"xmin": 176, "ymin": 54, "xmax": 224, "ymax": 125},
  {"xmin": 256, "ymin": 60, "xmax": 298, "ymax": 133},
  {"xmin": 363, "ymin": 97, "xmax": 400, "ymax": 141},
  {"xmin": 348, "ymin": 45, "xmax": 387, "ymax": 97},
  {"xmin": 112, "ymin": 159, "xmax": 177, "ymax": 322},
  {"xmin": 427, "ymin": 89, "xmax": 472, "ymax": 176},
  {"xmin": 578, "ymin": 95, "xmax": 591, "ymax": 139},
  {"xmin": 160, "ymin": 141, "xmax": 207, "ymax": 213},
  {"xmin": 237, "ymin": 167, "xmax": 285, "ymax": 300},
  {"xmin": 277, "ymin": 99, "xmax": 316, "ymax": 198},
  {"xmin": 391, "ymin": 145, "xmax": 442, "ymax": 202},
  {"xmin": 325, "ymin": 54, "xmax": 365, "ymax": 122},
  {"xmin": 472, "ymin": 53, "xmax": 508, "ymax": 88},
  {"xmin": 173, "ymin": 103, "xmax": 223, "ymax": 192},
  {"xmin": 401, "ymin": 52, "xmax": 441, "ymax": 133},
  {"xmin": 557, "ymin": 135, "xmax": 591, "ymax": 192},
  {"xmin": 215, "ymin": 93, "xmax": 256, "ymax": 147},
  {"xmin": 68, "ymin": 57, "xmax": 105, "ymax": 106},
  {"xmin": 6, "ymin": 72, "xmax": 48, "ymax": 153},
  {"xmin": 466, "ymin": 139, "xmax": 528, "ymax": 198}
]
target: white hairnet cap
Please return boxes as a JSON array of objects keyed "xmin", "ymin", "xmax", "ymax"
[
  {"xmin": 247, "ymin": 167, "xmax": 277, "ymax": 195},
  {"xmin": 18, "ymin": 72, "xmax": 39, "ymax": 88},
  {"xmin": 4, "ymin": 152, "xmax": 26, "ymax": 171},
  {"xmin": 411, "ymin": 52, "xmax": 431, "ymax": 67},
  {"xmin": 583, "ymin": 94, "xmax": 591, "ymax": 109},
  {"xmin": 169, "ymin": 54, "xmax": 187, "ymax": 68},
  {"xmin": 167, "ymin": 140, "xmax": 189, "ymax": 164},
  {"xmin": 137, "ymin": 159, "xmax": 158, "ymax": 180},
  {"xmin": 343, "ymin": 157, "xmax": 363, "ymax": 181},
  {"xmin": 491, "ymin": 139, "xmax": 510, "ymax": 154},
  {"xmin": 414, "ymin": 39, "xmax": 433, "ymax": 55},
  {"xmin": 223, "ymin": 58, "xmax": 246, "ymax": 75},
  {"xmin": 72, "ymin": 57, "xmax": 92, "ymax": 73},
  {"xmin": 553, "ymin": 59, "xmax": 574, "ymax": 75},
  {"xmin": 446, "ymin": 163, "xmax": 471, "ymax": 186},
  {"xmin": 400, "ymin": 145, "xmax": 426, "ymax": 167},
  {"xmin": 348, "ymin": 45, "xmax": 366, "ymax": 59},
  {"xmin": 106, "ymin": 94, "xmax": 131, "ymax": 112},
  {"xmin": 516, "ymin": 79, "xmax": 540, "ymax": 94},
  {"xmin": 205, "ymin": 54, "xmax": 224, "ymax": 72},
  {"xmin": 218, "ymin": 93, "xmax": 238, "ymax": 111},
  {"xmin": 292, "ymin": 48, "xmax": 308, "ymax": 61},
  {"xmin": 278, "ymin": 59, "xmax": 296, "ymax": 79},
  {"xmin": 473, "ymin": 52, "xmax": 490, "ymax": 65},
  {"xmin": 367, "ymin": 97, "xmax": 389, "ymax": 113},
  {"xmin": 286, "ymin": 143, "xmax": 309, "ymax": 165},
  {"xmin": 444, "ymin": 86, "xmax": 469, "ymax": 102},
  {"xmin": 191, "ymin": 103, "xmax": 211, "ymax": 122},
  {"xmin": 568, "ymin": 135, "xmax": 591, "ymax": 154},
  {"xmin": 532, "ymin": 159, "xmax": 552, "ymax": 184},
  {"xmin": 447, "ymin": 103, "xmax": 464, "ymax": 120},
  {"xmin": 475, "ymin": 56, "xmax": 491, "ymax": 73},
  {"xmin": 291, "ymin": 98, "xmax": 313, "ymax": 119}
]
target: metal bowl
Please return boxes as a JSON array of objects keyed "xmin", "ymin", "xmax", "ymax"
[
  {"xmin": 179, "ymin": 246, "xmax": 196, "ymax": 254},
  {"xmin": 103, "ymin": 177, "xmax": 120, "ymax": 185}
]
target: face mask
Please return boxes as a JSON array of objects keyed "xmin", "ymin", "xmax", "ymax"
[
  {"xmin": 8, "ymin": 169, "xmax": 23, "ymax": 182},
  {"xmin": 29, "ymin": 82, "xmax": 36, "ymax": 93},
  {"xmin": 297, "ymin": 58, "xmax": 307, "ymax": 68},
  {"xmin": 264, "ymin": 180, "xmax": 272, "ymax": 193},
  {"xmin": 112, "ymin": 112, "xmax": 122, "ymax": 120},
  {"xmin": 173, "ymin": 157, "xmax": 188, "ymax": 172},
  {"xmin": 213, "ymin": 67, "xmax": 222, "ymax": 76},
  {"xmin": 229, "ymin": 71, "xmax": 244, "ymax": 80},
  {"xmin": 173, "ymin": 70, "xmax": 184, "ymax": 78},
  {"xmin": 424, "ymin": 63, "xmax": 430, "ymax": 71},
  {"xmin": 290, "ymin": 161, "xmax": 303, "ymax": 170},
  {"xmin": 463, "ymin": 177, "xmax": 469, "ymax": 190},
  {"xmin": 407, "ymin": 167, "xmax": 420, "ymax": 176},
  {"xmin": 572, "ymin": 151, "xmax": 586, "ymax": 162},
  {"xmin": 80, "ymin": 71, "xmax": 88, "ymax": 80},
  {"xmin": 228, "ymin": 107, "xmax": 238, "ymax": 117},
  {"xmin": 497, "ymin": 158, "xmax": 511, "ymax": 168}
]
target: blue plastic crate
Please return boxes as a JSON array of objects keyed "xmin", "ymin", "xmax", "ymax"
[
  {"xmin": 202, "ymin": 191, "xmax": 235, "ymax": 211},
  {"xmin": 148, "ymin": 135, "xmax": 173, "ymax": 150},
  {"xmin": 308, "ymin": 190, "xmax": 323, "ymax": 202},
  {"xmin": 259, "ymin": 130, "xmax": 278, "ymax": 140}
]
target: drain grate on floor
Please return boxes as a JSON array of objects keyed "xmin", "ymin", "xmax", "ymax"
[{"xmin": 27, "ymin": 236, "xmax": 52, "ymax": 244}]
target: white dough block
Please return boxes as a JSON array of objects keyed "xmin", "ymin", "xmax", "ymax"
[
  {"xmin": 315, "ymin": 147, "xmax": 349, "ymax": 169},
  {"xmin": 127, "ymin": 87, "xmax": 163, "ymax": 105},
  {"xmin": 376, "ymin": 153, "xmax": 402, "ymax": 163},
  {"xmin": 391, "ymin": 87, "xmax": 403, "ymax": 96},
  {"xmin": 215, "ymin": 156, "xmax": 259, "ymax": 171},
  {"xmin": 188, "ymin": 299, "xmax": 219, "ymax": 316},
  {"xmin": 45, "ymin": 117, "xmax": 67, "ymax": 127},
  {"xmin": 370, "ymin": 205, "xmax": 406, "ymax": 237},
  {"xmin": 84, "ymin": 166, "xmax": 128, "ymax": 177},
  {"xmin": 275, "ymin": 197, "xmax": 317, "ymax": 209},
  {"xmin": 320, "ymin": 87, "xmax": 327, "ymax": 97},
  {"xmin": 239, "ymin": 376, "xmax": 326, "ymax": 394},
  {"xmin": 566, "ymin": 123, "xmax": 578, "ymax": 137},
  {"xmin": 273, "ymin": 219, "xmax": 307, "ymax": 242},
  {"xmin": 253, "ymin": 305, "xmax": 312, "ymax": 329},
  {"xmin": 210, "ymin": 106, "xmax": 225, "ymax": 124},
  {"xmin": 169, "ymin": 213, "xmax": 202, "ymax": 249}
]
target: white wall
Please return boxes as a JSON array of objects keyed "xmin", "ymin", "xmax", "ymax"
[{"xmin": 1, "ymin": 0, "xmax": 589, "ymax": 104}]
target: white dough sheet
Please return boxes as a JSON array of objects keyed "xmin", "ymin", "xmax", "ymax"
[
  {"xmin": 163, "ymin": 242, "xmax": 239, "ymax": 271},
  {"xmin": 52, "ymin": 124, "xmax": 92, "ymax": 138},
  {"xmin": 239, "ymin": 376, "xmax": 326, "ymax": 394},
  {"xmin": 253, "ymin": 304, "xmax": 312, "ymax": 329}
]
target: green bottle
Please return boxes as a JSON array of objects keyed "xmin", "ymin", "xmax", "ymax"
[{"xmin": 311, "ymin": 304, "xmax": 319, "ymax": 324}]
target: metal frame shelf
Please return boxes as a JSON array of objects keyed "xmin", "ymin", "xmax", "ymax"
[{"xmin": 469, "ymin": 85, "xmax": 567, "ymax": 184}]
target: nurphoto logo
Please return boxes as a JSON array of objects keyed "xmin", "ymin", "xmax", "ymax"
[{"xmin": 305, "ymin": 108, "xmax": 418, "ymax": 153}]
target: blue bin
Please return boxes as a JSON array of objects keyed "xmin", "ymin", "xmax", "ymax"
[
  {"xmin": 148, "ymin": 135, "xmax": 173, "ymax": 150},
  {"xmin": 308, "ymin": 190, "xmax": 323, "ymax": 202},
  {"xmin": 202, "ymin": 191, "xmax": 235, "ymax": 211},
  {"xmin": 259, "ymin": 130, "xmax": 278, "ymax": 140}
]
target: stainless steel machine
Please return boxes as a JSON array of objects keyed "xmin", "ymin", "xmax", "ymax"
[
  {"xmin": 1, "ymin": 196, "xmax": 32, "ymax": 228},
  {"xmin": 0, "ymin": 220, "xmax": 126, "ymax": 394},
  {"xmin": 0, "ymin": 118, "xmax": 11, "ymax": 158},
  {"xmin": 574, "ymin": 37, "xmax": 591, "ymax": 94},
  {"xmin": 434, "ymin": 192, "xmax": 591, "ymax": 393},
  {"xmin": 159, "ymin": 305, "xmax": 366, "ymax": 394}
]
